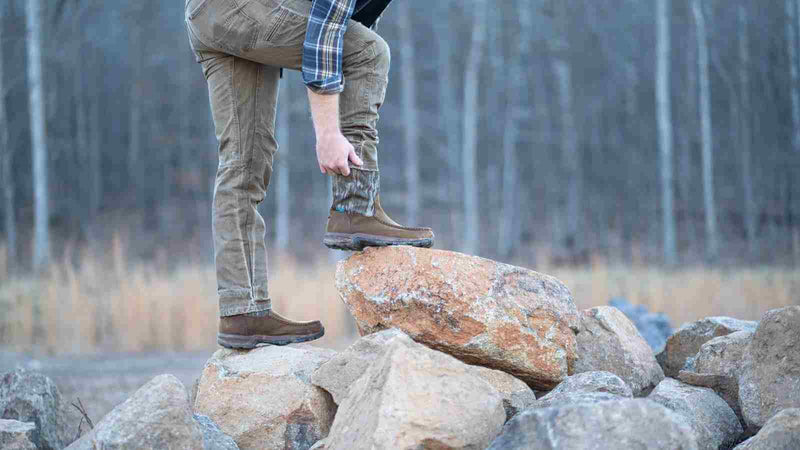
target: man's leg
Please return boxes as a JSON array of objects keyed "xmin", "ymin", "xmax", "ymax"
[
  {"xmin": 200, "ymin": 51, "xmax": 277, "ymax": 317},
  {"xmin": 186, "ymin": 13, "xmax": 323, "ymax": 347}
]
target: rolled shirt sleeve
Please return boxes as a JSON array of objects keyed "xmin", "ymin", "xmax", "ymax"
[{"xmin": 303, "ymin": 0, "xmax": 357, "ymax": 94}]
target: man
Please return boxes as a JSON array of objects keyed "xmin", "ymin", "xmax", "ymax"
[{"xmin": 184, "ymin": 0, "xmax": 433, "ymax": 348}]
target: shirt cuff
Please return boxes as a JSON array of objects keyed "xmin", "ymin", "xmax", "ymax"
[{"xmin": 303, "ymin": 75, "xmax": 345, "ymax": 95}]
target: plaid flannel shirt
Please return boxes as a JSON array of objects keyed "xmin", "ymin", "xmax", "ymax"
[{"xmin": 303, "ymin": 0, "xmax": 391, "ymax": 94}]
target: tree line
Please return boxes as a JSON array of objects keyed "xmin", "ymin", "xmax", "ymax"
[{"xmin": 1, "ymin": 0, "xmax": 799, "ymax": 273}]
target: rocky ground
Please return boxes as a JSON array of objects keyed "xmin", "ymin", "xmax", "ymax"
[
  {"xmin": 1, "ymin": 246, "xmax": 798, "ymax": 449},
  {"xmin": 0, "ymin": 350, "xmax": 212, "ymax": 439}
]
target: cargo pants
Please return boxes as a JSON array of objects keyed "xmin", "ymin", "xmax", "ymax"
[{"xmin": 184, "ymin": 0, "xmax": 389, "ymax": 316}]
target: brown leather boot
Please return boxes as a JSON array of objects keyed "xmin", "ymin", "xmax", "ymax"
[
  {"xmin": 217, "ymin": 311, "xmax": 324, "ymax": 349},
  {"xmin": 323, "ymin": 195, "xmax": 434, "ymax": 251}
]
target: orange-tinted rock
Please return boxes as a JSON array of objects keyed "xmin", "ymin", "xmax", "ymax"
[{"xmin": 335, "ymin": 246, "xmax": 580, "ymax": 389}]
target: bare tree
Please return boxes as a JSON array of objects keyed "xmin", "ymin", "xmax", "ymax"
[
  {"xmin": 435, "ymin": 0, "xmax": 460, "ymax": 235},
  {"xmin": 692, "ymin": 0, "xmax": 718, "ymax": 261},
  {"xmin": 0, "ymin": 2, "xmax": 15, "ymax": 266},
  {"xmin": 398, "ymin": 2, "xmax": 419, "ymax": 225},
  {"xmin": 656, "ymin": 0, "xmax": 676, "ymax": 266},
  {"xmin": 461, "ymin": 0, "xmax": 488, "ymax": 255},
  {"xmin": 551, "ymin": 1, "xmax": 582, "ymax": 257},
  {"xmin": 739, "ymin": 4, "xmax": 756, "ymax": 252},
  {"xmin": 792, "ymin": 0, "xmax": 800, "ymax": 158},
  {"xmin": 26, "ymin": 0, "xmax": 50, "ymax": 270},
  {"xmin": 498, "ymin": 2, "xmax": 531, "ymax": 258}
]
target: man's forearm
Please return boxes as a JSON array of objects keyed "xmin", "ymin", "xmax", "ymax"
[
  {"xmin": 307, "ymin": 88, "xmax": 341, "ymax": 138},
  {"xmin": 307, "ymin": 88, "xmax": 362, "ymax": 175}
]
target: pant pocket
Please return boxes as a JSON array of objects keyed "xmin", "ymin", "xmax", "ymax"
[{"xmin": 187, "ymin": 0, "xmax": 260, "ymax": 54}]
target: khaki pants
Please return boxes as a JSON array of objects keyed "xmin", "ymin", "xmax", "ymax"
[{"xmin": 184, "ymin": 0, "xmax": 389, "ymax": 316}]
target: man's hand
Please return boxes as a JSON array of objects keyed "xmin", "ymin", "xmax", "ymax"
[
  {"xmin": 307, "ymin": 88, "xmax": 363, "ymax": 176},
  {"xmin": 315, "ymin": 132, "xmax": 362, "ymax": 176}
]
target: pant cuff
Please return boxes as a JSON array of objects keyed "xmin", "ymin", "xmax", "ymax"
[
  {"xmin": 219, "ymin": 297, "xmax": 271, "ymax": 317},
  {"xmin": 331, "ymin": 168, "xmax": 380, "ymax": 216}
]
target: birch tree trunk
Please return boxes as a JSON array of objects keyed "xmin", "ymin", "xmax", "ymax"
[
  {"xmin": 498, "ymin": 2, "xmax": 531, "ymax": 258},
  {"xmin": 275, "ymin": 81, "xmax": 290, "ymax": 250},
  {"xmin": 0, "ymin": 3, "xmax": 15, "ymax": 266},
  {"xmin": 656, "ymin": 0, "xmax": 676, "ymax": 266},
  {"xmin": 26, "ymin": 0, "xmax": 50, "ymax": 270},
  {"xmin": 550, "ymin": 1, "xmax": 582, "ymax": 257},
  {"xmin": 398, "ymin": 2, "xmax": 418, "ymax": 225},
  {"xmin": 738, "ymin": 4, "xmax": 756, "ymax": 253},
  {"xmin": 693, "ymin": 0, "xmax": 719, "ymax": 261},
  {"xmin": 462, "ymin": 0, "xmax": 488, "ymax": 255}
]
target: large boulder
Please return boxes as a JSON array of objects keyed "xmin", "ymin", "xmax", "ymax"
[
  {"xmin": 311, "ymin": 328, "xmax": 535, "ymax": 420},
  {"xmin": 735, "ymin": 408, "xmax": 800, "ymax": 450},
  {"xmin": 323, "ymin": 337, "xmax": 506, "ymax": 449},
  {"xmin": 0, "ymin": 368, "xmax": 69, "ymax": 450},
  {"xmin": 657, "ymin": 317, "xmax": 757, "ymax": 378},
  {"xmin": 193, "ymin": 345, "xmax": 337, "ymax": 450},
  {"xmin": 488, "ymin": 398, "xmax": 699, "ymax": 450},
  {"xmin": 678, "ymin": 330, "xmax": 754, "ymax": 426},
  {"xmin": 573, "ymin": 306, "xmax": 665, "ymax": 396},
  {"xmin": 648, "ymin": 378, "xmax": 743, "ymax": 450},
  {"xmin": 0, "ymin": 419, "xmax": 37, "ymax": 450},
  {"xmin": 67, "ymin": 374, "xmax": 204, "ymax": 449},
  {"xmin": 609, "ymin": 298, "xmax": 674, "ymax": 352},
  {"xmin": 335, "ymin": 246, "xmax": 580, "ymax": 389},
  {"xmin": 738, "ymin": 306, "xmax": 800, "ymax": 432},
  {"xmin": 194, "ymin": 414, "xmax": 239, "ymax": 450}
]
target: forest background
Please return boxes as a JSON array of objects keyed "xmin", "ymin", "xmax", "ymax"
[{"xmin": 0, "ymin": 0, "xmax": 798, "ymax": 354}]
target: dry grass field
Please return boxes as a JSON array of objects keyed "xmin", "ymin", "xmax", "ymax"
[{"xmin": 1, "ymin": 238, "xmax": 798, "ymax": 356}]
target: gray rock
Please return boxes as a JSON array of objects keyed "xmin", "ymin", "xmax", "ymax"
[
  {"xmin": 649, "ymin": 378, "xmax": 743, "ymax": 450},
  {"xmin": 0, "ymin": 368, "xmax": 69, "ymax": 450},
  {"xmin": 0, "ymin": 419, "xmax": 37, "ymax": 450},
  {"xmin": 546, "ymin": 371, "xmax": 634, "ymax": 398},
  {"xmin": 312, "ymin": 328, "xmax": 536, "ymax": 421},
  {"xmin": 488, "ymin": 398, "xmax": 699, "ymax": 450},
  {"xmin": 609, "ymin": 298, "xmax": 674, "ymax": 352},
  {"xmin": 657, "ymin": 317, "xmax": 757, "ymax": 378},
  {"xmin": 469, "ymin": 365, "xmax": 537, "ymax": 421},
  {"xmin": 738, "ymin": 306, "xmax": 800, "ymax": 433},
  {"xmin": 324, "ymin": 338, "xmax": 506, "ymax": 449},
  {"xmin": 574, "ymin": 306, "xmax": 665, "ymax": 396},
  {"xmin": 194, "ymin": 414, "xmax": 239, "ymax": 450},
  {"xmin": 533, "ymin": 372, "xmax": 632, "ymax": 409},
  {"xmin": 311, "ymin": 328, "xmax": 411, "ymax": 405},
  {"xmin": 194, "ymin": 345, "xmax": 337, "ymax": 450},
  {"xmin": 735, "ymin": 408, "xmax": 800, "ymax": 450},
  {"xmin": 678, "ymin": 330, "xmax": 754, "ymax": 426},
  {"xmin": 67, "ymin": 374, "xmax": 204, "ymax": 449},
  {"xmin": 533, "ymin": 391, "xmax": 627, "ymax": 409}
]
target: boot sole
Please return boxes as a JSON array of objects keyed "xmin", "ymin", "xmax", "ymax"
[
  {"xmin": 323, "ymin": 232, "xmax": 433, "ymax": 251},
  {"xmin": 217, "ymin": 328, "xmax": 325, "ymax": 349}
]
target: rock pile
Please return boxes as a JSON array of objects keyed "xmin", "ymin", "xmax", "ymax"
[{"xmin": 5, "ymin": 247, "xmax": 799, "ymax": 449}]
